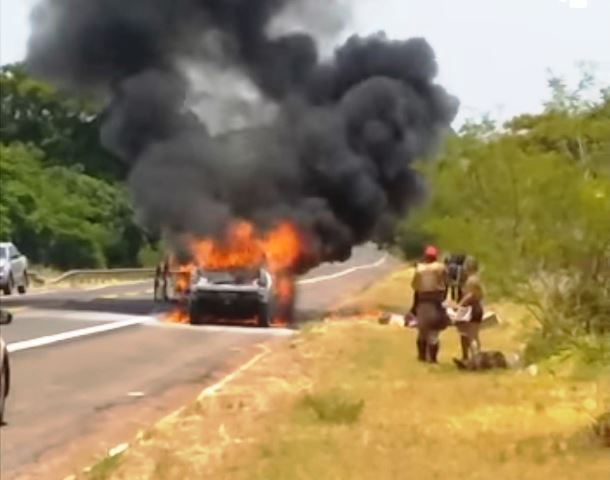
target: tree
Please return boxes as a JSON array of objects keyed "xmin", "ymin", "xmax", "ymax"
[
  {"xmin": 0, "ymin": 65, "xmax": 151, "ymax": 269},
  {"xmin": 0, "ymin": 63, "xmax": 127, "ymax": 180},
  {"xmin": 396, "ymin": 76, "xmax": 610, "ymax": 355},
  {"xmin": 0, "ymin": 143, "xmax": 143, "ymax": 269}
]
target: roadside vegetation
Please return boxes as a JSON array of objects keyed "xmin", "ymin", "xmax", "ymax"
[
  {"xmin": 0, "ymin": 64, "xmax": 157, "ymax": 269},
  {"xmin": 78, "ymin": 267, "xmax": 609, "ymax": 480},
  {"xmin": 395, "ymin": 73, "xmax": 610, "ymax": 369}
]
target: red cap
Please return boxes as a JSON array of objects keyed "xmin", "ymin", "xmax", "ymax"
[{"xmin": 424, "ymin": 245, "xmax": 438, "ymax": 260}]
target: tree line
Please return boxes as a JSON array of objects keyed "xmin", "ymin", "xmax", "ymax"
[
  {"xmin": 0, "ymin": 64, "xmax": 154, "ymax": 269},
  {"xmin": 395, "ymin": 75, "xmax": 610, "ymax": 362}
]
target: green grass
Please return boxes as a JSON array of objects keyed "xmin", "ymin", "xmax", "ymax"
[
  {"xmin": 86, "ymin": 452, "xmax": 123, "ymax": 480},
  {"xmin": 300, "ymin": 391, "xmax": 365, "ymax": 425},
  {"xmin": 235, "ymin": 323, "xmax": 609, "ymax": 480}
]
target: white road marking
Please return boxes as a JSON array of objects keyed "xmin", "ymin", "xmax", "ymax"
[
  {"xmin": 142, "ymin": 319, "xmax": 295, "ymax": 336},
  {"xmin": 7, "ymin": 319, "xmax": 143, "ymax": 353},
  {"xmin": 106, "ymin": 344, "xmax": 271, "ymax": 462},
  {"xmin": 7, "ymin": 254, "xmax": 387, "ymax": 352},
  {"xmin": 297, "ymin": 255, "xmax": 387, "ymax": 285},
  {"xmin": 197, "ymin": 344, "xmax": 270, "ymax": 400}
]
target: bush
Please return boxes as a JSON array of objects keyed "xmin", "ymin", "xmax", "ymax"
[
  {"xmin": 0, "ymin": 143, "xmax": 144, "ymax": 269},
  {"xmin": 47, "ymin": 231, "xmax": 106, "ymax": 270},
  {"xmin": 396, "ymin": 76, "xmax": 610, "ymax": 362}
]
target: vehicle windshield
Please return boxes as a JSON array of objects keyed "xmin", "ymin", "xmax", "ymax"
[
  {"xmin": 200, "ymin": 268, "xmax": 259, "ymax": 285},
  {"xmin": 0, "ymin": 248, "xmax": 7, "ymax": 259}
]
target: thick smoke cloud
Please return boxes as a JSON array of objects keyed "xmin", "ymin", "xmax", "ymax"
[{"xmin": 27, "ymin": 0, "xmax": 459, "ymax": 271}]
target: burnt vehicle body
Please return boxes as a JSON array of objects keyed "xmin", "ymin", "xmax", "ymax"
[
  {"xmin": 153, "ymin": 256, "xmax": 191, "ymax": 303},
  {"xmin": 188, "ymin": 267, "xmax": 273, "ymax": 327}
]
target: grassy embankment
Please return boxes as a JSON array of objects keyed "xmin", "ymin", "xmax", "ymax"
[{"xmin": 81, "ymin": 267, "xmax": 610, "ymax": 480}]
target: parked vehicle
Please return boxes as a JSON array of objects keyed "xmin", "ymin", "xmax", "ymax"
[
  {"xmin": 0, "ymin": 242, "xmax": 29, "ymax": 295},
  {"xmin": 0, "ymin": 309, "xmax": 12, "ymax": 424}
]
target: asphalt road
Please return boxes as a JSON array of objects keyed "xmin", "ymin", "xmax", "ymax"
[{"xmin": 0, "ymin": 245, "xmax": 396, "ymax": 479}]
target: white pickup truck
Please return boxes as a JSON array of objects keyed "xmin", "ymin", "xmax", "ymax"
[{"xmin": 0, "ymin": 242, "xmax": 29, "ymax": 295}]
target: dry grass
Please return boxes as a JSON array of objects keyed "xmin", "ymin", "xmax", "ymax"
[
  {"xmin": 80, "ymin": 266, "xmax": 610, "ymax": 480},
  {"xmin": 337, "ymin": 266, "xmax": 415, "ymax": 313}
]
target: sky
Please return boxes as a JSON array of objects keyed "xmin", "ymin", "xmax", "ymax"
[{"xmin": 1, "ymin": 0, "xmax": 609, "ymax": 125}]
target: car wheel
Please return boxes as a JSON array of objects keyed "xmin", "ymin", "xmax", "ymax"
[
  {"xmin": 189, "ymin": 299, "xmax": 206, "ymax": 325},
  {"xmin": 2, "ymin": 275, "xmax": 14, "ymax": 296},
  {"xmin": 17, "ymin": 271, "xmax": 28, "ymax": 294},
  {"xmin": 257, "ymin": 301, "xmax": 271, "ymax": 328},
  {"xmin": 0, "ymin": 354, "xmax": 8, "ymax": 425}
]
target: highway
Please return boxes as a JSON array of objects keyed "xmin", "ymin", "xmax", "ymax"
[{"xmin": 0, "ymin": 245, "xmax": 396, "ymax": 480}]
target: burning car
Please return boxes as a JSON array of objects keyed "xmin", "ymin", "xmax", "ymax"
[
  {"xmin": 160, "ymin": 221, "xmax": 302, "ymax": 327},
  {"xmin": 188, "ymin": 266, "xmax": 274, "ymax": 327}
]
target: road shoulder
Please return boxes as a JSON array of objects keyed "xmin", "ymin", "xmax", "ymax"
[{"xmin": 68, "ymin": 266, "xmax": 610, "ymax": 480}]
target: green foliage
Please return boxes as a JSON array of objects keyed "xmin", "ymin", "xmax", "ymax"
[
  {"xmin": 0, "ymin": 143, "xmax": 143, "ymax": 269},
  {"xmin": 397, "ymin": 75, "xmax": 610, "ymax": 359},
  {"xmin": 0, "ymin": 63, "xmax": 126, "ymax": 180},
  {"xmin": 0, "ymin": 65, "xmax": 150, "ymax": 269},
  {"xmin": 87, "ymin": 452, "xmax": 124, "ymax": 480}
]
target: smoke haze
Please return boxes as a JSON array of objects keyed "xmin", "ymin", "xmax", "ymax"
[{"xmin": 27, "ymin": 0, "xmax": 459, "ymax": 270}]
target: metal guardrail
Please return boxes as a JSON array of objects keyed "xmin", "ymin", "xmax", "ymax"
[{"xmin": 29, "ymin": 268, "xmax": 156, "ymax": 285}]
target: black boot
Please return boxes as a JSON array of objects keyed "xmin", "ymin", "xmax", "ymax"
[
  {"xmin": 429, "ymin": 342, "xmax": 440, "ymax": 363},
  {"xmin": 416, "ymin": 339, "xmax": 427, "ymax": 362}
]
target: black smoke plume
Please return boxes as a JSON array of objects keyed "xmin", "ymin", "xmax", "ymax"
[{"xmin": 27, "ymin": 0, "xmax": 459, "ymax": 270}]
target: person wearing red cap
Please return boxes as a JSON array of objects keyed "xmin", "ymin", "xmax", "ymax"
[{"xmin": 410, "ymin": 245, "xmax": 449, "ymax": 363}]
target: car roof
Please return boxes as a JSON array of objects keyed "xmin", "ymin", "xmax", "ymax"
[{"xmin": 0, "ymin": 242, "xmax": 13, "ymax": 248}]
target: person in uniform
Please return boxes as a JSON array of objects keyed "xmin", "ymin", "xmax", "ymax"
[
  {"xmin": 411, "ymin": 245, "xmax": 449, "ymax": 363},
  {"xmin": 454, "ymin": 256, "xmax": 484, "ymax": 361},
  {"xmin": 446, "ymin": 253, "xmax": 466, "ymax": 301}
]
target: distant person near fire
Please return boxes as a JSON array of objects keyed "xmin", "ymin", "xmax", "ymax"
[
  {"xmin": 453, "ymin": 256, "xmax": 485, "ymax": 361},
  {"xmin": 445, "ymin": 253, "xmax": 466, "ymax": 301},
  {"xmin": 411, "ymin": 245, "xmax": 450, "ymax": 363}
]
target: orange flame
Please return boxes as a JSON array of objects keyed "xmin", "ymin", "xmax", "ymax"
[
  {"xmin": 262, "ymin": 222, "xmax": 302, "ymax": 272},
  {"xmin": 165, "ymin": 220, "xmax": 305, "ymax": 326},
  {"xmin": 173, "ymin": 262, "xmax": 194, "ymax": 294},
  {"xmin": 190, "ymin": 221, "xmax": 266, "ymax": 271},
  {"xmin": 188, "ymin": 220, "xmax": 303, "ymax": 274},
  {"xmin": 163, "ymin": 308, "xmax": 190, "ymax": 324}
]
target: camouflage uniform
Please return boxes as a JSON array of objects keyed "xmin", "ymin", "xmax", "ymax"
[{"xmin": 411, "ymin": 261, "xmax": 449, "ymax": 363}]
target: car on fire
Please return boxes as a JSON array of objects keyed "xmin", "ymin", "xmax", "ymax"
[{"xmin": 188, "ymin": 266, "xmax": 274, "ymax": 327}]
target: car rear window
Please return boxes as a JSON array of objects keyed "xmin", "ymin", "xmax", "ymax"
[{"xmin": 202, "ymin": 269, "xmax": 259, "ymax": 284}]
